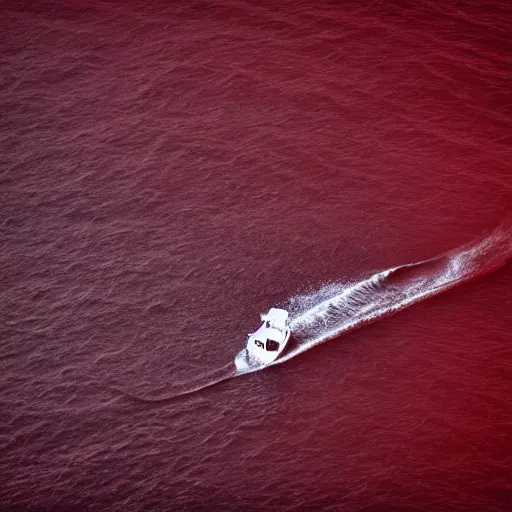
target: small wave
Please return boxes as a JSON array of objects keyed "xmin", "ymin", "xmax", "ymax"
[{"xmin": 111, "ymin": 363, "xmax": 237, "ymax": 402}]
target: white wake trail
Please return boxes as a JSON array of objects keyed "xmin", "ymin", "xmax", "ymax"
[{"xmin": 140, "ymin": 218, "xmax": 511, "ymax": 394}]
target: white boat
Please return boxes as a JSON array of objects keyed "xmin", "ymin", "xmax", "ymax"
[{"xmin": 240, "ymin": 308, "xmax": 291, "ymax": 366}]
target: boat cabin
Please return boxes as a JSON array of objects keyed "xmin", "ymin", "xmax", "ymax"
[{"xmin": 253, "ymin": 338, "xmax": 280, "ymax": 352}]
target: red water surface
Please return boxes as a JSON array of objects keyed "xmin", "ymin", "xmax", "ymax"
[{"xmin": 1, "ymin": 0, "xmax": 511, "ymax": 511}]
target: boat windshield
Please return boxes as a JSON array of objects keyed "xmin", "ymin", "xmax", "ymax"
[
  {"xmin": 266, "ymin": 339, "xmax": 279, "ymax": 351},
  {"xmin": 254, "ymin": 340, "xmax": 264, "ymax": 349}
]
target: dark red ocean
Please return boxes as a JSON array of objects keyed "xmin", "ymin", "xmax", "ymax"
[{"xmin": 1, "ymin": 1, "xmax": 511, "ymax": 511}]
